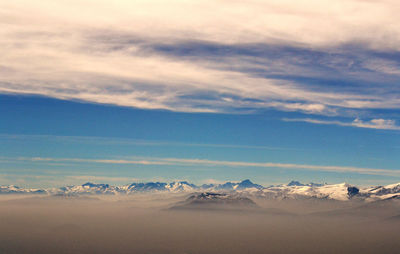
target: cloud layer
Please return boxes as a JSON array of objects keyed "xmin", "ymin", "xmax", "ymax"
[
  {"xmin": 283, "ymin": 118, "xmax": 400, "ymax": 130},
  {"xmin": 1, "ymin": 0, "xmax": 400, "ymax": 120},
  {"xmin": 12, "ymin": 156, "xmax": 400, "ymax": 177}
]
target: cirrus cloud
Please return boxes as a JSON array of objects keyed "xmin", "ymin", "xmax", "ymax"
[
  {"xmin": 282, "ymin": 117, "xmax": 400, "ymax": 130},
  {"xmin": 1, "ymin": 0, "xmax": 400, "ymax": 118},
  {"xmin": 11, "ymin": 156, "xmax": 400, "ymax": 177}
]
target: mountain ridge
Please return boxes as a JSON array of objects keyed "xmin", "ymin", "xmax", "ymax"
[{"xmin": 1, "ymin": 180, "xmax": 400, "ymax": 202}]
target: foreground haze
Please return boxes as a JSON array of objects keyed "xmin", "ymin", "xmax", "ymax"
[
  {"xmin": 1, "ymin": 184, "xmax": 400, "ymax": 254},
  {"xmin": 1, "ymin": 180, "xmax": 400, "ymax": 253}
]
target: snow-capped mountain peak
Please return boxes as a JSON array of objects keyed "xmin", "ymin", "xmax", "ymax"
[
  {"xmin": 1, "ymin": 180, "xmax": 400, "ymax": 202},
  {"xmin": 166, "ymin": 181, "xmax": 197, "ymax": 192}
]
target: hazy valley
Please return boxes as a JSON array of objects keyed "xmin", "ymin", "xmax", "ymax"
[{"xmin": 1, "ymin": 180, "xmax": 400, "ymax": 254}]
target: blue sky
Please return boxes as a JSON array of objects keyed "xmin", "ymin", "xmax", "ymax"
[
  {"xmin": 1, "ymin": 0, "xmax": 400, "ymax": 187},
  {"xmin": 1, "ymin": 94, "xmax": 399, "ymax": 187}
]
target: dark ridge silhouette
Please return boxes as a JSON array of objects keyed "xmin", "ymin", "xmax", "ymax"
[{"xmin": 169, "ymin": 192, "xmax": 259, "ymax": 210}]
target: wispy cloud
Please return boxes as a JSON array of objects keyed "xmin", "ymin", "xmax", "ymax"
[
  {"xmin": 1, "ymin": 0, "xmax": 400, "ymax": 116},
  {"xmin": 12, "ymin": 156, "xmax": 400, "ymax": 177},
  {"xmin": 282, "ymin": 118, "xmax": 400, "ymax": 130},
  {"xmin": 0, "ymin": 134, "xmax": 297, "ymax": 151},
  {"xmin": 29, "ymin": 157, "xmax": 172, "ymax": 166}
]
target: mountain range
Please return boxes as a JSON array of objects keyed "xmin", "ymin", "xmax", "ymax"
[{"xmin": 1, "ymin": 179, "xmax": 400, "ymax": 202}]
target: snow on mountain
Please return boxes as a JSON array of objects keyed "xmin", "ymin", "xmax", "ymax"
[
  {"xmin": 166, "ymin": 181, "xmax": 197, "ymax": 192},
  {"xmin": 1, "ymin": 180, "xmax": 400, "ymax": 202},
  {"xmin": 123, "ymin": 182, "xmax": 168, "ymax": 193},
  {"xmin": 204, "ymin": 179, "xmax": 263, "ymax": 192},
  {"xmin": 362, "ymin": 182, "xmax": 400, "ymax": 195},
  {"xmin": 384, "ymin": 183, "xmax": 400, "ymax": 190},
  {"xmin": 287, "ymin": 180, "xmax": 325, "ymax": 187},
  {"xmin": 310, "ymin": 183, "xmax": 358, "ymax": 201},
  {"xmin": 360, "ymin": 182, "xmax": 400, "ymax": 201},
  {"xmin": 0, "ymin": 180, "xmax": 263, "ymax": 196},
  {"xmin": 119, "ymin": 181, "xmax": 197, "ymax": 193},
  {"xmin": 55, "ymin": 182, "xmax": 119, "ymax": 195},
  {"xmin": 261, "ymin": 182, "xmax": 359, "ymax": 201},
  {"xmin": 0, "ymin": 185, "xmax": 47, "ymax": 194}
]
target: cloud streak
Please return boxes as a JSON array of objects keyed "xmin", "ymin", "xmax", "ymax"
[
  {"xmin": 0, "ymin": 134, "xmax": 296, "ymax": 151},
  {"xmin": 12, "ymin": 156, "xmax": 400, "ymax": 177},
  {"xmin": 282, "ymin": 118, "xmax": 400, "ymax": 130}
]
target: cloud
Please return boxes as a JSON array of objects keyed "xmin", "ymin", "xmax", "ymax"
[
  {"xmin": 352, "ymin": 118, "xmax": 400, "ymax": 130},
  {"xmin": 12, "ymin": 156, "xmax": 400, "ymax": 177},
  {"xmin": 283, "ymin": 118, "xmax": 400, "ymax": 130},
  {"xmin": 1, "ymin": 0, "xmax": 400, "ymax": 116},
  {"xmin": 66, "ymin": 175, "xmax": 138, "ymax": 183},
  {"xmin": 0, "ymin": 133, "xmax": 300, "ymax": 151},
  {"xmin": 29, "ymin": 157, "xmax": 173, "ymax": 166}
]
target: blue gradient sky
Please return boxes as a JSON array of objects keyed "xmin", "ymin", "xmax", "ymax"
[
  {"xmin": 1, "ymin": 94, "xmax": 399, "ymax": 187},
  {"xmin": 1, "ymin": 0, "xmax": 400, "ymax": 187}
]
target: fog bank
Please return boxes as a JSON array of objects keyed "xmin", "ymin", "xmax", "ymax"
[{"xmin": 0, "ymin": 194, "xmax": 399, "ymax": 254}]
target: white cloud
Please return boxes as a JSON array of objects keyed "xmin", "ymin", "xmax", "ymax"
[
  {"xmin": 353, "ymin": 118, "xmax": 400, "ymax": 130},
  {"xmin": 29, "ymin": 157, "xmax": 173, "ymax": 166},
  {"xmin": 1, "ymin": 0, "xmax": 400, "ymax": 114},
  {"xmin": 282, "ymin": 118, "xmax": 400, "ymax": 130},
  {"xmin": 13, "ymin": 156, "xmax": 400, "ymax": 177},
  {"xmin": 0, "ymin": 133, "xmax": 295, "ymax": 150}
]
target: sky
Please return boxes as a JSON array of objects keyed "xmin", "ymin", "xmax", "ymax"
[{"xmin": 1, "ymin": 0, "xmax": 400, "ymax": 187}]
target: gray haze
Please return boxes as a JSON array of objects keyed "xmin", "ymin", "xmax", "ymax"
[{"xmin": 1, "ymin": 194, "xmax": 399, "ymax": 254}]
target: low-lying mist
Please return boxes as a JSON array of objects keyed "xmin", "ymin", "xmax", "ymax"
[{"xmin": 1, "ymin": 194, "xmax": 399, "ymax": 254}]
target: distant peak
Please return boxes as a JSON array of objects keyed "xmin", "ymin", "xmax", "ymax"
[
  {"xmin": 288, "ymin": 180, "xmax": 305, "ymax": 186},
  {"xmin": 237, "ymin": 179, "xmax": 263, "ymax": 189},
  {"xmin": 287, "ymin": 181, "xmax": 325, "ymax": 187},
  {"xmin": 82, "ymin": 182, "xmax": 109, "ymax": 188},
  {"xmin": 240, "ymin": 179, "xmax": 253, "ymax": 184}
]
